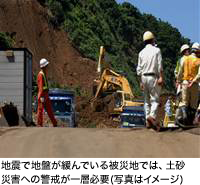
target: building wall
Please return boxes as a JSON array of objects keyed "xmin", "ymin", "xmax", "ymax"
[{"xmin": 0, "ymin": 50, "xmax": 24, "ymax": 114}]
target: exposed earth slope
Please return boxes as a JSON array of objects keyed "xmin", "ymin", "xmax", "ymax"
[{"xmin": 0, "ymin": 0, "xmax": 96, "ymax": 91}]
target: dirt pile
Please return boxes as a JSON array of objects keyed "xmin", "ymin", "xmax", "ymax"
[
  {"xmin": 0, "ymin": 0, "xmax": 182, "ymax": 128},
  {"xmin": 76, "ymin": 96, "xmax": 120, "ymax": 128},
  {"xmin": 0, "ymin": 0, "xmax": 97, "ymax": 92}
]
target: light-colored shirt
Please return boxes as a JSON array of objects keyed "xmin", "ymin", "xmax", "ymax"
[
  {"xmin": 137, "ymin": 44, "xmax": 163, "ymax": 77},
  {"xmin": 174, "ymin": 56, "xmax": 186, "ymax": 79}
]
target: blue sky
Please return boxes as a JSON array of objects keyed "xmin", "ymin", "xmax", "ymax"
[{"xmin": 116, "ymin": 0, "xmax": 200, "ymax": 43}]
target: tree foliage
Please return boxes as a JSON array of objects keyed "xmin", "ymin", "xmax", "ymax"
[
  {"xmin": 0, "ymin": 32, "xmax": 13, "ymax": 48},
  {"xmin": 42, "ymin": 0, "xmax": 190, "ymax": 94}
]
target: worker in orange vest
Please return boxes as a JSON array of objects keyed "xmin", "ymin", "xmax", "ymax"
[
  {"xmin": 177, "ymin": 43, "xmax": 200, "ymax": 124},
  {"xmin": 37, "ymin": 58, "xmax": 57, "ymax": 127},
  {"xmin": 174, "ymin": 44, "xmax": 190, "ymax": 120}
]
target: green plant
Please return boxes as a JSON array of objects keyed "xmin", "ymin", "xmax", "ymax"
[
  {"xmin": 42, "ymin": 0, "xmax": 190, "ymax": 94},
  {"xmin": 49, "ymin": 81, "xmax": 61, "ymax": 89},
  {"xmin": 0, "ymin": 32, "xmax": 14, "ymax": 48}
]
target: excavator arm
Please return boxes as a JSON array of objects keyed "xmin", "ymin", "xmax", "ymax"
[{"xmin": 94, "ymin": 68, "xmax": 134, "ymax": 99}]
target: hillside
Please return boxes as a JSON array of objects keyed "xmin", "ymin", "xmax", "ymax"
[
  {"xmin": 0, "ymin": 0, "xmax": 190, "ymax": 94},
  {"xmin": 0, "ymin": 0, "xmax": 97, "ymax": 93},
  {"xmin": 42, "ymin": 0, "xmax": 190, "ymax": 93}
]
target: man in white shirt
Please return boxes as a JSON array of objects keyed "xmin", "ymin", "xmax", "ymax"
[{"xmin": 137, "ymin": 31, "xmax": 163, "ymax": 131}]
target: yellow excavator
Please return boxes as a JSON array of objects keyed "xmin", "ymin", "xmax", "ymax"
[{"xmin": 91, "ymin": 46, "xmax": 145, "ymax": 127}]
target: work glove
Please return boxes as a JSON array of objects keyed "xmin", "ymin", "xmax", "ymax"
[
  {"xmin": 40, "ymin": 97, "xmax": 44, "ymax": 103},
  {"xmin": 157, "ymin": 76, "xmax": 163, "ymax": 86},
  {"xmin": 188, "ymin": 81, "xmax": 194, "ymax": 88}
]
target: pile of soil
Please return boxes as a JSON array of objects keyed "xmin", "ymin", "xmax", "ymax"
[
  {"xmin": 76, "ymin": 93, "xmax": 175, "ymax": 128},
  {"xmin": 32, "ymin": 96, "xmax": 117, "ymax": 128},
  {"xmin": 0, "ymin": 0, "xmax": 97, "ymax": 92},
  {"xmin": 0, "ymin": 0, "xmax": 180, "ymax": 128},
  {"xmin": 32, "ymin": 112, "xmax": 68, "ymax": 127},
  {"xmin": 76, "ymin": 96, "xmax": 120, "ymax": 128}
]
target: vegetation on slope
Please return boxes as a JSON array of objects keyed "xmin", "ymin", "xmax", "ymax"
[
  {"xmin": 0, "ymin": 32, "xmax": 13, "ymax": 48},
  {"xmin": 39, "ymin": 0, "xmax": 190, "ymax": 94}
]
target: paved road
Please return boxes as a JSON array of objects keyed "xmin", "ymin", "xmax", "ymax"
[{"xmin": 0, "ymin": 127, "xmax": 199, "ymax": 158}]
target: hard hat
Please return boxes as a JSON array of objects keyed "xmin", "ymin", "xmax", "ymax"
[
  {"xmin": 180, "ymin": 44, "xmax": 189, "ymax": 53},
  {"xmin": 143, "ymin": 31, "xmax": 155, "ymax": 42},
  {"xmin": 40, "ymin": 58, "xmax": 49, "ymax": 68},
  {"xmin": 191, "ymin": 42, "xmax": 200, "ymax": 50}
]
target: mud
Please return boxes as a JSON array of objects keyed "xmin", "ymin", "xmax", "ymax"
[
  {"xmin": 76, "ymin": 96, "xmax": 118, "ymax": 128},
  {"xmin": 0, "ymin": 0, "xmax": 97, "ymax": 92}
]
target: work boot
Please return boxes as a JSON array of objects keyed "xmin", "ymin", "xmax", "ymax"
[
  {"xmin": 175, "ymin": 107, "xmax": 182, "ymax": 120},
  {"xmin": 146, "ymin": 120, "xmax": 152, "ymax": 129},
  {"xmin": 189, "ymin": 108, "xmax": 196, "ymax": 124},
  {"xmin": 155, "ymin": 121, "xmax": 161, "ymax": 132},
  {"xmin": 193, "ymin": 110, "xmax": 200, "ymax": 125},
  {"xmin": 147, "ymin": 116, "xmax": 160, "ymax": 132},
  {"xmin": 180, "ymin": 106, "xmax": 188, "ymax": 125},
  {"xmin": 147, "ymin": 116, "xmax": 155, "ymax": 124}
]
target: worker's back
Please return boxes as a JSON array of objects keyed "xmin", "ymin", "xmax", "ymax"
[
  {"xmin": 137, "ymin": 44, "xmax": 162, "ymax": 77},
  {"xmin": 182, "ymin": 55, "xmax": 200, "ymax": 81}
]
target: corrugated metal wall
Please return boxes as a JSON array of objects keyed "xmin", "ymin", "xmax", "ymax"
[{"xmin": 0, "ymin": 50, "xmax": 24, "ymax": 114}]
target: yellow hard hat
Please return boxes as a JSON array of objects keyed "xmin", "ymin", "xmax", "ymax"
[
  {"xmin": 143, "ymin": 31, "xmax": 155, "ymax": 42},
  {"xmin": 192, "ymin": 42, "xmax": 200, "ymax": 50},
  {"xmin": 180, "ymin": 44, "xmax": 189, "ymax": 53}
]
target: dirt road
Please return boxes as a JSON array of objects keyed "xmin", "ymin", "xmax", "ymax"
[{"xmin": 0, "ymin": 127, "xmax": 199, "ymax": 158}]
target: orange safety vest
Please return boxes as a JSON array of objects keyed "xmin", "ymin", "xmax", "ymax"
[
  {"xmin": 39, "ymin": 70, "xmax": 49, "ymax": 91},
  {"xmin": 183, "ymin": 55, "xmax": 200, "ymax": 81}
]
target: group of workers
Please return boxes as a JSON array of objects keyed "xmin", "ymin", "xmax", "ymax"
[
  {"xmin": 36, "ymin": 30, "xmax": 200, "ymax": 129},
  {"xmin": 137, "ymin": 31, "xmax": 200, "ymax": 130}
]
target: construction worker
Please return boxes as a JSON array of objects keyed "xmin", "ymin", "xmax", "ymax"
[
  {"xmin": 175, "ymin": 44, "xmax": 190, "ymax": 80},
  {"xmin": 37, "ymin": 58, "xmax": 57, "ymax": 127},
  {"xmin": 137, "ymin": 31, "xmax": 163, "ymax": 131},
  {"xmin": 174, "ymin": 44, "xmax": 190, "ymax": 119},
  {"xmin": 177, "ymin": 42, "xmax": 200, "ymax": 125}
]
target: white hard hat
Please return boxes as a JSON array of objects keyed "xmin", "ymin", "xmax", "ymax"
[
  {"xmin": 40, "ymin": 58, "xmax": 49, "ymax": 68},
  {"xmin": 143, "ymin": 31, "xmax": 155, "ymax": 42},
  {"xmin": 191, "ymin": 42, "xmax": 200, "ymax": 50},
  {"xmin": 180, "ymin": 44, "xmax": 189, "ymax": 53}
]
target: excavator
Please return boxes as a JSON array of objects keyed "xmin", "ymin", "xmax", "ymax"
[{"xmin": 91, "ymin": 46, "xmax": 145, "ymax": 127}]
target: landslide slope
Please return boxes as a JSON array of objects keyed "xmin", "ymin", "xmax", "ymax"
[{"xmin": 0, "ymin": 0, "xmax": 96, "ymax": 91}]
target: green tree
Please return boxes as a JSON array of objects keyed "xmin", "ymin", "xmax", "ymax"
[
  {"xmin": 43, "ymin": 0, "xmax": 190, "ymax": 94},
  {"xmin": 0, "ymin": 32, "xmax": 13, "ymax": 48}
]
